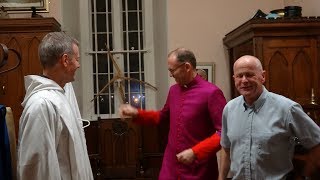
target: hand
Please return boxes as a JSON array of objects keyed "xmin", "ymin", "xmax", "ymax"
[
  {"xmin": 176, "ymin": 148, "xmax": 196, "ymax": 165},
  {"xmin": 118, "ymin": 104, "xmax": 138, "ymax": 119}
]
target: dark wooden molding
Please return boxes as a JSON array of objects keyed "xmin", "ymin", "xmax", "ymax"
[
  {"xmin": 0, "ymin": 18, "xmax": 61, "ymax": 33},
  {"xmin": 223, "ymin": 17, "xmax": 320, "ymax": 49}
]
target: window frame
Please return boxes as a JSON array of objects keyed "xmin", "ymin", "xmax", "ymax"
[{"xmin": 79, "ymin": 0, "xmax": 156, "ymax": 120}]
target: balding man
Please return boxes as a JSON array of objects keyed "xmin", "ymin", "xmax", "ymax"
[
  {"xmin": 219, "ymin": 55, "xmax": 320, "ymax": 179},
  {"xmin": 119, "ymin": 48, "xmax": 226, "ymax": 180}
]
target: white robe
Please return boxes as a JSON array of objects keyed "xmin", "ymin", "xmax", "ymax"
[{"xmin": 17, "ymin": 75, "xmax": 93, "ymax": 180}]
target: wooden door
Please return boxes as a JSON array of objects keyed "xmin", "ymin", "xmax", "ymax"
[{"xmin": 262, "ymin": 37, "xmax": 318, "ymax": 104}]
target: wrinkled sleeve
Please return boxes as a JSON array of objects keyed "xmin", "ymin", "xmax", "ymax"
[
  {"xmin": 220, "ymin": 105, "xmax": 230, "ymax": 148},
  {"xmin": 18, "ymin": 98, "xmax": 63, "ymax": 180},
  {"xmin": 208, "ymin": 88, "xmax": 226, "ymax": 136},
  {"xmin": 192, "ymin": 133, "xmax": 221, "ymax": 160},
  {"xmin": 287, "ymin": 103, "xmax": 320, "ymax": 149},
  {"xmin": 132, "ymin": 109, "xmax": 160, "ymax": 125},
  {"xmin": 192, "ymin": 88, "xmax": 226, "ymax": 160}
]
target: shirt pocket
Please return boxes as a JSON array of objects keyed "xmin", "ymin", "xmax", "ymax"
[{"xmin": 254, "ymin": 132, "xmax": 289, "ymax": 160}]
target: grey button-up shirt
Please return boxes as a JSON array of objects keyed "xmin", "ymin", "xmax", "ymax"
[{"xmin": 221, "ymin": 87, "xmax": 320, "ymax": 180}]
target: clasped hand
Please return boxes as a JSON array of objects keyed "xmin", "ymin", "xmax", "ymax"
[{"xmin": 176, "ymin": 148, "xmax": 196, "ymax": 165}]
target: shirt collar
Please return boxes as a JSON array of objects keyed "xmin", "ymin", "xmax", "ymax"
[{"xmin": 242, "ymin": 86, "xmax": 268, "ymax": 112}]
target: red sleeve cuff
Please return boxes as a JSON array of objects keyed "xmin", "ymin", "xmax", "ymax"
[
  {"xmin": 132, "ymin": 109, "xmax": 160, "ymax": 125},
  {"xmin": 192, "ymin": 133, "xmax": 221, "ymax": 161}
]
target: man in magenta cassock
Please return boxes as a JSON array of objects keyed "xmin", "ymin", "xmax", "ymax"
[{"xmin": 119, "ymin": 48, "xmax": 226, "ymax": 180}]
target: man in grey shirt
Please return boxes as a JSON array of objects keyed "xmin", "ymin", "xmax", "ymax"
[{"xmin": 219, "ymin": 55, "xmax": 320, "ymax": 179}]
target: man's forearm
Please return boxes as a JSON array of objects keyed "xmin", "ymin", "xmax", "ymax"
[
  {"xmin": 218, "ymin": 147, "xmax": 231, "ymax": 180},
  {"xmin": 132, "ymin": 109, "xmax": 160, "ymax": 125}
]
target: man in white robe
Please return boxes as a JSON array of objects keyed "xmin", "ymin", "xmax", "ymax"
[{"xmin": 17, "ymin": 32, "xmax": 93, "ymax": 180}]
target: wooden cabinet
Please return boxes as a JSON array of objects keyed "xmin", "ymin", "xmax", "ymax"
[
  {"xmin": 0, "ymin": 18, "xmax": 61, "ymax": 135},
  {"xmin": 223, "ymin": 17, "xmax": 320, "ymax": 179}
]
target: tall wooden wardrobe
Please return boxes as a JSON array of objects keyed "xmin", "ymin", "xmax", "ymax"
[{"xmin": 0, "ymin": 18, "xmax": 61, "ymax": 135}]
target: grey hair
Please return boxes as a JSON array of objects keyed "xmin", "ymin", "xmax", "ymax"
[
  {"xmin": 38, "ymin": 32, "xmax": 79, "ymax": 68},
  {"xmin": 168, "ymin": 47, "xmax": 197, "ymax": 68}
]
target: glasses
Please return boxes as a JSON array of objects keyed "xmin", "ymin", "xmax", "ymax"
[{"xmin": 168, "ymin": 62, "xmax": 185, "ymax": 74}]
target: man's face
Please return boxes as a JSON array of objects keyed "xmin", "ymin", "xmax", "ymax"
[
  {"xmin": 167, "ymin": 55, "xmax": 187, "ymax": 85},
  {"xmin": 233, "ymin": 59, "xmax": 265, "ymax": 104},
  {"xmin": 65, "ymin": 44, "xmax": 80, "ymax": 82}
]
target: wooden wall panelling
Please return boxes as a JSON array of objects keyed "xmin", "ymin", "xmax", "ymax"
[
  {"xmin": 100, "ymin": 119, "xmax": 139, "ymax": 178},
  {"xmin": 85, "ymin": 119, "xmax": 141, "ymax": 179},
  {"xmin": 139, "ymin": 120, "xmax": 169, "ymax": 178},
  {"xmin": 84, "ymin": 118, "xmax": 168, "ymax": 180}
]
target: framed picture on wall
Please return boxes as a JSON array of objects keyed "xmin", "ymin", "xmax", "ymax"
[
  {"xmin": 0, "ymin": 0, "xmax": 49, "ymax": 12},
  {"xmin": 196, "ymin": 62, "xmax": 215, "ymax": 83}
]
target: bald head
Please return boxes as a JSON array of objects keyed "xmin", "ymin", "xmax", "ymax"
[
  {"xmin": 233, "ymin": 55, "xmax": 263, "ymax": 72},
  {"xmin": 233, "ymin": 55, "xmax": 265, "ymax": 105},
  {"xmin": 168, "ymin": 47, "xmax": 197, "ymax": 69}
]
